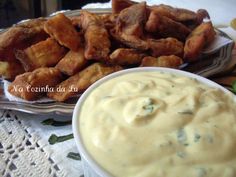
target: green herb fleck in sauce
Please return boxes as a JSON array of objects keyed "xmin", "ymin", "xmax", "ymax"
[
  {"xmin": 140, "ymin": 98, "xmax": 157, "ymax": 116},
  {"xmin": 178, "ymin": 110, "xmax": 194, "ymax": 115},
  {"xmin": 206, "ymin": 135, "xmax": 214, "ymax": 143},
  {"xmin": 194, "ymin": 133, "xmax": 201, "ymax": 143},
  {"xmin": 196, "ymin": 167, "xmax": 207, "ymax": 177},
  {"xmin": 143, "ymin": 104, "xmax": 154, "ymax": 113},
  {"xmin": 177, "ymin": 128, "xmax": 188, "ymax": 145},
  {"xmin": 176, "ymin": 151, "xmax": 186, "ymax": 158}
]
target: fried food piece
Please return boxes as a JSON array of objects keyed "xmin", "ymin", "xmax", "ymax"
[
  {"xmin": 48, "ymin": 63, "xmax": 122, "ymax": 102},
  {"xmin": 0, "ymin": 23, "xmax": 48, "ymax": 79},
  {"xmin": 8, "ymin": 67, "xmax": 63, "ymax": 101},
  {"xmin": 44, "ymin": 13, "xmax": 80, "ymax": 51},
  {"xmin": 70, "ymin": 16, "xmax": 82, "ymax": 27},
  {"xmin": 100, "ymin": 14, "xmax": 118, "ymax": 30},
  {"xmin": 196, "ymin": 9, "xmax": 210, "ymax": 24},
  {"xmin": 148, "ymin": 37, "xmax": 184, "ymax": 58},
  {"xmin": 56, "ymin": 47, "xmax": 88, "ymax": 76},
  {"xmin": 112, "ymin": 0, "xmax": 137, "ymax": 14},
  {"xmin": 109, "ymin": 48, "xmax": 146, "ymax": 65},
  {"xmin": 16, "ymin": 18, "xmax": 47, "ymax": 31},
  {"xmin": 110, "ymin": 30, "xmax": 148, "ymax": 50},
  {"xmin": 183, "ymin": 9, "xmax": 210, "ymax": 29},
  {"xmin": 112, "ymin": 0, "xmax": 201, "ymax": 23},
  {"xmin": 140, "ymin": 55, "xmax": 183, "ymax": 68},
  {"xmin": 151, "ymin": 4, "xmax": 197, "ymax": 22},
  {"xmin": 111, "ymin": 2, "xmax": 148, "ymax": 50},
  {"xmin": 145, "ymin": 11, "xmax": 191, "ymax": 41},
  {"xmin": 0, "ymin": 61, "xmax": 25, "ymax": 80},
  {"xmin": 116, "ymin": 2, "xmax": 147, "ymax": 37},
  {"xmin": 0, "ymin": 24, "xmax": 48, "ymax": 60},
  {"xmin": 16, "ymin": 38, "xmax": 67, "ymax": 71},
  {"xmin": 80, "ymin": 11, "xmax": 110, "ymax": 60},
  {"xmin": 184, "ymin": 22, "xmax": 216, "ymax": 62}
]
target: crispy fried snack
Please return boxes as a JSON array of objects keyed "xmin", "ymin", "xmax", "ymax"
[
  {"xmin": 111, "ymin": 2, "xmax": 149, "ymax": 51},
  {"xmin": 148, "ymin": 37, "xmax": 184, "ymax": 57},
  {"xmin": 196, "ymin": 9, "xmax": 210, "ymax": 24},
  {"xmin": 100, "ymin": 14, "xmax": 118, "ymax": 30},
  {"xmin": 16, "ymin": 38, "xmax": 67, "ymax": 71},
  {"xmin": 70, "ymin": 16, "xmax": 82, "ymax": 27},
  {"xmin": 48, "ymin": 63, "xmax": 122, "ymax": 102},
  {"xmin": 112, "ymin": 0, "xmax": 204, "ymax": 24},
  {"xmin": 44, "ymin": 13, "xmax": 80, "ymax": 51},
  {"xmin": 140, "ymin": 55, "xmax": 183, "ymax": 68},
  {"xmin": 184, "ymin": 22, "xmax": 216, "ymax": 62},
  {"xmin": 112, "ymin": 0, "xmax": 137, "ymax": 14},
  {"xmin": 145, "ymin": 11, "xmax": 191, "ymax": 41},
  {"xmin": 109, "ymin": 48, "xmax": 146, "ymax": 65},
  {"xmin": 111, "ymin": 31, "xmax": 148, "ymax": 50},
  {"xmin": 16, "ymin": 18, "xmax": 47, "ymax": 31},
  {"xmin": 80, "ymin": 11, "xmax": 111, "ymax": 60},
  {"xmin": 151, "ymin": 4, "xmax": 197, "ymax": 22},
  {"xmin": 8, "ymin": 67, "xmax": 63, "ymax": 101},
  {"xmin": 183, "ymin": 9, "xmax": 210, "ymax": 29},
  {"xmin": 115, "ymin": 2, "xmax": 147, "ymax": 37},
  {"xmin": 56, "ymin": 47, "xmax": 88, "ymax": 76},
  {"xmin": 0, "ymin": 61, "xmax": 25, "ymax": 80},
  {"xmin": 0, "ymin": 24, "xmax": 48, "ymax": 60},
  {"xmin": 0, "ymin": 23, "xmax": 48, "ymax": 79}
]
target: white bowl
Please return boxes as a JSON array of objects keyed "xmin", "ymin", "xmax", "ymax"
[{"xmin": 72, "ymin": 67, "xmax": 233, "ymax": 177}]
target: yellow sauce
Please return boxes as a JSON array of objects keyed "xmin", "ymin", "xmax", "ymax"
[{"xmin": 79, "ymin": 71, "xmax": 236, "ymax": 177}]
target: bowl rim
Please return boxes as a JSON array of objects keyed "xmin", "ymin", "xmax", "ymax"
[{"xmin": 72, "ymin": 67, "xmax": 233, "ymax": 177}]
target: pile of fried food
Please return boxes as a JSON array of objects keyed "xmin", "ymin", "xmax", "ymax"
[{"xmin": 0, "ymin": 0, "xmax": 216, "ymax": 102}]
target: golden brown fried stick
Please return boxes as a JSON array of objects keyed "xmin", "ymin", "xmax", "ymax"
[
  {"xmin": 182, "ymin": 9, "xmax": 210, "ymax": 29},
  {"xmin": 80, "ymin": 11, "xmax": 111, "ymax": 60},
  {"xmin": 116, "ymin": 2, "xmax": 147, "ymax": 37},
  {"xmin": 112, "ymin": 0, "xmax": 208, "ymax": 26},
  {"xmin": 56, "ymin": 47, "xmax": 88, "ymax": 76},
  {"xmin": 16, "ymin": 18, "xmax": 47, "ymax": 31},
  {"xmin": 16, "ymin": 38, "xmax": 67, "ymax": 71},
  {"xmin": 145, "ymin": 11, "xmax": 191, "ymax": 41},
  {"xmin": 140, "ymin": 55, "xmax": 183, "ymax": 68},
  {"xmin": 111, "ymin": 2, "xmax": 149, "ymax": 51},
  {"xmin": 151, "ymin": 4, "xmax": 197, "ymax": 22},
  {"xmin": 196, "ymin": 9, "xmax": 210, "ymax": 24},
  {"xmin": 184, "ymin": 22, "xmax": 216, "ymax": 62},
  {"xmin": 44, "ymin": 13, "xmax": 80, "ymax": 51},
  {"xmin": 70, "ymin": 16, "xmax": 82, "ymax": 27},
  {"xmin": 99, "ymin": 14, "xmax": 118, "ymax": 30},
  {"xmin": 0, "ymin": 23, "xmax": 48, "ymax": 79},
  {"xmin": 48, "ymin": 63, "xmax": 122, "ymax": 102},
  {"xmin": 8, "ymin": 67, "xmax": 63, "ymax": 101},
  {"xmin": 112, "ymin": 0, "xmax": 137, "ymax": 14},
  {"xmin": 148, "ymin": 37, "xmax": 184, "ymax": 58},
  {"xmin": 0, "ymin": 61, "xmax": 25, "ymax": 80},
  {"xmin": 110, "ymin": 31, "xmax": 148, "ymax": 50},
  {"xmin": 109, "ymin": 48, "xmax": 146, "ymax": 65},
  {"xmin": 0, "ymin": 25, "xmax": 48, "ymax": 59}
]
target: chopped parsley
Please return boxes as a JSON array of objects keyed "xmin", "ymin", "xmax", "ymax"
[
  {"xmin": 178, "ymin": 110, "xmax": 194, "ymax": 115},
  {"xmin": 177, "ymin": 128, "xmax": 188, "ymax": 145},
  {"xmin": 194, "ymin": 133, "xmax": 201, "ymax": 143}
]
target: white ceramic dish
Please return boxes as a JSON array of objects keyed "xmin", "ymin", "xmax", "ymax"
[{"xmin": 72, "ymin": 67, "xmax": 234, "ymax": 177}]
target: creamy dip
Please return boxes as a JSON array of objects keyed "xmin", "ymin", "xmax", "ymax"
[{"xmin": 79, "ymin": 71, "xmax": 236, "ymax": 177}]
